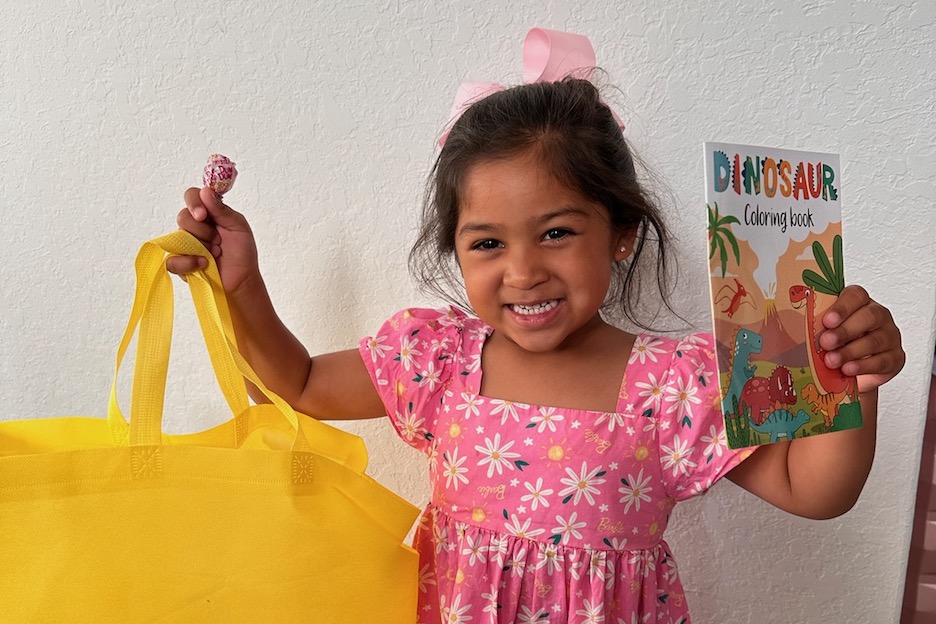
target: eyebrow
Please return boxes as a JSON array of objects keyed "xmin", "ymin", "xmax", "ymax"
[{"xmin": 456, "ymin": 206, "xmax": 591, "ymax": 237}]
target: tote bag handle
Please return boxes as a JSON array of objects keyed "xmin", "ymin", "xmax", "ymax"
[
  {"xmin": 106, "ymin": 231, "xmax": 247, "ymax": 439},
  {"xmin": 108, "ymin": 230, "xmax": 311, "ymax": 451}
]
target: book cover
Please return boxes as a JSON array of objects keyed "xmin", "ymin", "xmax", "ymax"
[{"xmin": 704, "ymin": 142, "xmax": 861, "ymax": 449}]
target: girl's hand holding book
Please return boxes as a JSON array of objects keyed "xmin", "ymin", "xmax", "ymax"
[{"xmin": 818, "ymin": 284, "xmax": 905, "ymax": 393}]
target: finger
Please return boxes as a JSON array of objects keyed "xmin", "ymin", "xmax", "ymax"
[
  {"xmin": 821, "ymin": 285, "xmax": 870, "ymax": 330},
  {"xmin": 183, "ymin": 187, "xmax": 208, "ymax": 221},
  {"xmin": 819, "ymin": 298, "xmax": 889, "ymax": 353},
  {"xmin": 838, "ymin": 349, "xmax": 905, "ymax": 379},
  {"xmin": 177, "ymin": 207, "xmax": 221, "ymax": 244},
  {"xmin": 823, "ymin": 322, "xmax": 896, "ymax": 368},
  {"xmin": 198, "ymin": 186, "xmax": 247, "ymax": 230},
  {"xmin": 166, "ymin": 254, "xmax": 208, "ymax": 275},
  {"xmin": 177, "ymin": 210, "xmax": 222, "ymax": 258}
]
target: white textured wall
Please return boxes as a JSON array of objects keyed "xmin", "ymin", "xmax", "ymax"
[{"xmin": 3, "ymin": 1, "xmax": 934, "ymax": 621}]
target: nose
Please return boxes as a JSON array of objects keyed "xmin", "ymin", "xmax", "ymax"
[{"xmin": 503, "ymin": 247, "xmax": 549, "ymax": 290}]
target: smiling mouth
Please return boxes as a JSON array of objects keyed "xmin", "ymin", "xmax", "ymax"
[{"xmin": 509, "ymin": 300, "xmax": 559, "ymax": 315}]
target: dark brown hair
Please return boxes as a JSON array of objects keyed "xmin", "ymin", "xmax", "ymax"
[{"xmin": 409, "ymin": 77, "xmax": 676, "ymax": 329}]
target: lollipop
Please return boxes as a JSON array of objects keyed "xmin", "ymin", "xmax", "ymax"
[{"xmin": 202, "ymin": 154, "xmax": 237, "ymax": 196}]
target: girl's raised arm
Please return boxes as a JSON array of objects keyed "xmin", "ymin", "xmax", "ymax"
[
  {"xmin": 727, "ymin": 285, "xmax": 904, "ymax": 519},
  {"xmin": 167, "ymin": 187, "xmax": 386, "ymax": 421}
]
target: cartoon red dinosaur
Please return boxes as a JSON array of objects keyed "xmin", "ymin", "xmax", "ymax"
[
  {"xmin": 715, "ymin": 278, "xmax": 756, "ymax": 319},
  {"xmin": 789, "ymin": 284, "xmax": 857, "ymax": 426},
  {"xmin": 739, "ymin": 365, "xmax": 796, "ymax": 425},
  {"xmin": 789, "ymin": 284, "xmax": 856, "ymax": 397}
]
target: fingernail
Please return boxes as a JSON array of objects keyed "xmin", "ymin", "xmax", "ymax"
[
  {"xmin": 825, "ymin": 352, "xmax": 840, "ymax": 367},
  {"xmin": 192, "ymin": 206, "xmax": 207, "ymax": 220},
  {"xmin": 825, "ymin": 311, "xmax": 840, "ymax": 327},
  {"xmin": 196, "ymin": 257, "xmax": 207, "ymax": 269}
]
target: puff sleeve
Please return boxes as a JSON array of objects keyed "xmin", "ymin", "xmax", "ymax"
[
  {"xmin": 655, "ymin": 333, "xmax": 753, "ymax": 502},
  {"xmin": 358, "ymin": 307, "xmax": 466, "ymax": 454}
]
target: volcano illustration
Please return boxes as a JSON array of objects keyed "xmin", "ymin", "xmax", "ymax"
[
  {"xmin": 713, "ymin": 297, "xmax": 808, "ymax": 372},
  {"xmin": 756, "ymin": 299, "xmax": 807, "ymax": 368}
]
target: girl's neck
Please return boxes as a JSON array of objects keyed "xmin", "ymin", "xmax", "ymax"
[{"xmin": 479, "ymin": 320, "xmax": 637, "ymax": 413}]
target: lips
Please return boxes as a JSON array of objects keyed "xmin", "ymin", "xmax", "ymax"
[{"xmin": 508, "ymin": 300, "xmax": 559, "ymax": 316}]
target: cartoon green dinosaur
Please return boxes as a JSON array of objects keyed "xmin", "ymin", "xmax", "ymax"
[{"xmin": 721, "ymin": 328, "xmax": 763, "ymax": 417}]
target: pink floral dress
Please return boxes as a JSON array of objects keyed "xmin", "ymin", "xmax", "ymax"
[{"xmin": 359, "ymin": 307, "xmax": 751, "ymax": 624}]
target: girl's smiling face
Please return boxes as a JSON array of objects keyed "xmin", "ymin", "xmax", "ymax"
[{"xmin": 454, "ymin": 151, "xmax": 633, "ymax": 354}]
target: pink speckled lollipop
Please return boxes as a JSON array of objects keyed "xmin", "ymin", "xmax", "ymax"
[{"xmin": 202, "ymin": 154, "xmax": 237, "ymax": 196}]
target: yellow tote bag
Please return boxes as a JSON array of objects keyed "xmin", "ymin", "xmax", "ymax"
[{"xmin": 0, "ymin": 231, "xmax": 420, "ymax": 623}]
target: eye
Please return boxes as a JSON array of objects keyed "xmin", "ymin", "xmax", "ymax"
[
  {"xmin": 471, "ymin": 238, "xmax": 502, "ymax": 251},
  {"xmin": 544, "ymin": 228, "xmax": 573, "ymax": 241}
]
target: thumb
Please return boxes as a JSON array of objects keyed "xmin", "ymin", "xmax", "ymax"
[
  {"xmin": 200, "ymin": 185, "xmax": 230, "ymax": 219},
  {"xmin": 190, "ymin": 186, "xmax": 243, "ymax": 229}
]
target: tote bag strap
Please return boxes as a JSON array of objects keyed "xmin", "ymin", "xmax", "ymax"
[
  {"xmin": 107, "ymin": 232, "xmax": 249, "ymax": 443},
  {"xmin": 183, "ymin": 268, "xmax": 313, "ymax": 452},
  {"xmin": 111, "ymin": 231, "xmax": 312, "ymax": 452}
]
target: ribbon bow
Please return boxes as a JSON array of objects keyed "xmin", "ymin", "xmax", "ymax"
[{"xmin": 439, "ymin": 28, "xmax": 623, "ymax": 146}]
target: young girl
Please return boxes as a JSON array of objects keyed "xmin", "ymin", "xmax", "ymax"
[{"xmin": 169, "ymin": 78, "xmax": 904, "ymax": 623}]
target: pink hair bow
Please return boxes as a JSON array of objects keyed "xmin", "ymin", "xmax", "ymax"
[{"xmin": 439, "ymin": 28, "xmax": 623, "ymax": 146}]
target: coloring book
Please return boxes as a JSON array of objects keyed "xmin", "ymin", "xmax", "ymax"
[{"xmin": 704, "ymin": 142, "xmax": 861, "ymax": 449}]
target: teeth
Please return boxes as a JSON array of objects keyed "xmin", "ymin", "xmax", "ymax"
[{"xmin": 510, "ymin": 300, "xmax": 558, "ymax": 315}]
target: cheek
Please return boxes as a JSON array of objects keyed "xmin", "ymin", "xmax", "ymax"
[
  {"xmin": 458, "ymin": 258, "xmax": 487, "ymax": 291},
  {"xmin": 584, "ymin": 248, "xmax": 617, "ymax": 279},
  {"xmin": 460, "ymin": 269, "xmax": 496, "ymax": 312}
]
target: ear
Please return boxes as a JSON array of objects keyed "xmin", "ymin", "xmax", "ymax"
[{"xmin": 613, "ymin": 227, "xmax": 639, "ymax": 262}]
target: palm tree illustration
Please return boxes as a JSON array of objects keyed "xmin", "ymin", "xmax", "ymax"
[{"xmin": 707, "ymin": 202, "xmax": 741, "ymax": 277}]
